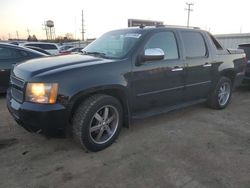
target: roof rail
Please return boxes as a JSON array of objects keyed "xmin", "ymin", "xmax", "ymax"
[
  {"xmin": 162, "ymin": 25, "xmax": 200, "ymax": 29},
  {"xmin": 143, "ymin": 25, "xmax": 200, "ymax": 29},
  {"xmin": 131, "ymin": 25, "xmax": 201, "ymax": 30}
]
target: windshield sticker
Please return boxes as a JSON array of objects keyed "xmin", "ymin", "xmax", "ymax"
[{"xmin": 125, "ymin": 33, "xmax": 141, "ymax": 38}]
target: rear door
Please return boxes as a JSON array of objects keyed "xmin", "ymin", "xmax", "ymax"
[
  {"xmin": 131, "ymin": 30, "xmax": 185, "ymax": 114},
  {"xmin": 180, "ymin": 31, "xmax": 213, "ymax": 102}
]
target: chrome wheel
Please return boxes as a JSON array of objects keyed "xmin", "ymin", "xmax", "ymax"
[
  {"xmin": 218, "ymin": 82, "xmax": 231, "ymax": 106},
  {"xmin": 89, "ymin": 105, "xmax": 119, "ymax": 144}
]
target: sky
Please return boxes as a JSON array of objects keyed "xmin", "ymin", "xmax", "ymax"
[{"xmin": 0, "ymin": 0, "xmax": 250, "ymax": 40}]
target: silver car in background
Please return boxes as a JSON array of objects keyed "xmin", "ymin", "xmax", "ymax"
[{"xmin": 20, "ymin": 42, "xmax": 60, "ymax": 55}]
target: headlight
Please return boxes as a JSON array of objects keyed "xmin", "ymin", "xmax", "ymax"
[{"xmin": 25, "ymin": 83, "xmax": 58, "ymax": 104}]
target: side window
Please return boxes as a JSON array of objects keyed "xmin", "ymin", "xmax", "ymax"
[
  {"xmin": 26, "ymin": 44, "xmax": 39, "ymax": 48},
  {"xmin": 181, "ymin": 31, "xmax": 207, "ymax": 58},
  {"xmin": 0, "ymin": 47, "xmax": 23, "ymax": 60},
  {"xmin": 144, "ymin": 31, "xmax": 179, "ymax": 60},
  {"xmin": 42, "ymin": 44, "xmax": 57, "ymax": 50},
  {"xmin": 209, "ymin": 33, "xmax": 223, "ymax": 50}
]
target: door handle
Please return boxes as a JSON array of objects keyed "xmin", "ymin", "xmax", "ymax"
[
  {"xmin": 171, "ymin": 67, "xmax": 183, "ymax": 72},
  {"xmin": 203, "ymin": 63, "xmax": 212, "ymax": 67}
]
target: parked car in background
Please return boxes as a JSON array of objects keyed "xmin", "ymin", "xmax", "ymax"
[
  {"xmin": 25, "ymin": 46, "xmax": 51, "ymax": 55},
  {"xmin": 8, "ymin": 41, "xmax": 25, "ymax": 46},
  {"xmin": 59, "ymin": 45, "xmax": 74, "ymax": 53},
  {"xmin": 7, "ymin": 26, "xmax": 246, "ymax": 151},
  {"xmin": 8, "ymin": 41, "xmax": 19, "ymax": 46},
  {"xmin": 60, "ymin": 47, "xmax": 84, "ymax": 55},
  {"xmin": 0, "ymin": 43, "xmax": 47, "ymax": 93},
  {"xmin": 68, "ymin": 47, "xmax": 84, "ymax": 53},
  {"xmin": 20, "ymin": 42, "xmax": 60, "ymax": 55},
  {"xmin": 238, "ymin": 44, "xmax": 250, "ymax": 84}
]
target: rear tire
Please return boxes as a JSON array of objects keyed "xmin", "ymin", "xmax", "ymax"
[
  {"xmin": 72, "ymin": 94, "xmax": 123, "ymax": 152},
  {"xmin": 207, "ymin": 76, "xmax": 232, "ymax": 109}
]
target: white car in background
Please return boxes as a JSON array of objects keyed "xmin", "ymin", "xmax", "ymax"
[{"xmin": 20, "ymin": 42, "xmax": 60, "ymax": 55}]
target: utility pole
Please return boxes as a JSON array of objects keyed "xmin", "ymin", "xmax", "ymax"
[
  {"xmin": 81, "ymin": 10, "xmax": 85, "ymax": 41},
  {"xmin": 27, "ymin": 28, "xmax": 30, "ymax": 37},
  {"xmin": 185, "ymin": 2, "xmax": 194, "ymax": 28},
  {"xmin": 74, "ymin": 16, "xmax": 77, "ymax": 40},
  {"xmin": 8, "ymin": 33, "xmax": 11, "ymax": 40},
  {"xmin": 16, "ymin": 31, "xmax": 19, "ymax": 40}
]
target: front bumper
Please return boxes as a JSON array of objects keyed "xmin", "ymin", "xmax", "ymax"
[{"xmin": 6, "ymin": 90, "xmax": 69, "ymax": 132}]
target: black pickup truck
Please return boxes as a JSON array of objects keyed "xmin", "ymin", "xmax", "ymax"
[{"xmin": 7, "ymin": 26, "xmax": 246, "ymax": 151}]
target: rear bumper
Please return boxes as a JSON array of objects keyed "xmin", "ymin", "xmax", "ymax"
[{"xmin": 6, "ymin": 90, "xmax": 69, "ymax": 132}]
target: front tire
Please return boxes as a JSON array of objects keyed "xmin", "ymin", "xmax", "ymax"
[
  {"xmin": 207, "ymin": 76, "xmax": 232, "ymax": 109},
  {"xmin": 72, "ymin": 94, "xmax": 123, "ymax": 152}
]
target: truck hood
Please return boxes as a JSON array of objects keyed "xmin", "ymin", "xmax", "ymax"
[{"xmin": 13, "ymin": 54, "xmax": 113, "ymax": 79}]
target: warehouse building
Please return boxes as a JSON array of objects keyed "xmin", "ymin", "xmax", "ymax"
[{"xmin": 215, "ymin": 33, "xmax": 250, "ymax": 49}]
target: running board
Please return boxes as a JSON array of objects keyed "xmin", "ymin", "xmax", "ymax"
[{"xmin": 132, "ymin": 98, "xmax": 207, "ymax": 119}]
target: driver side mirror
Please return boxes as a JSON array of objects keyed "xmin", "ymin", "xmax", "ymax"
[{"xmin": 142, "ymin": 48, "xmax": 165, "ymax": 62}]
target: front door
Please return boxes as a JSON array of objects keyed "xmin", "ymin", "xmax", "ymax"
[{"xmin": 131, "ymin": 31, "xmax": 185, "ymax": 114}]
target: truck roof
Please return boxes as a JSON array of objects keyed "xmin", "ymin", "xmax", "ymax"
[{"xmin": 112, "ymin": 25, "xmax": 204, "ymax": 34}]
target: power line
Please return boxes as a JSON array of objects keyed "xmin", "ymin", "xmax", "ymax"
[{"xmin": 185, "ymin": 2, "xmax": 194, "ymax": 28}]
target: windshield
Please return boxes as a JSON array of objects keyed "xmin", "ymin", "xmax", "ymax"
[{"xmin": 83, "ymin": 31, "xmax": 142, "ymax": 59}]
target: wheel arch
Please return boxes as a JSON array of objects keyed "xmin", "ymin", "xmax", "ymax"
[
  {"xmin": 219, "ymin": 68, "xmax": 236, "ymax": 84},
  {"xmin": 68, "ymin": 86, "xmax": 131, "ymax": 128}
]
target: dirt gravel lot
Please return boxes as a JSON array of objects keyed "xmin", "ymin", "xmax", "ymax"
[{"xmin": 0, "ymin": 87, "xmax": 250, "ymax": 188}]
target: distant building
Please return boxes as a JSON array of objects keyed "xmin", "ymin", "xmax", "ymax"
[{"xmin": 215, "ymin": 33, "xmax": 250, "ymax": 49}]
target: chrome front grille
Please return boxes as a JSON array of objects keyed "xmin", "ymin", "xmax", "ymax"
[{"xmin": 10, "ymin": 76, "xmax": 25, "ymax": 103}]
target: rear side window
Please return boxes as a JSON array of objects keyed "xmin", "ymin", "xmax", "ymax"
[
  {"xmin": 144, "ymin": 31, "xmax": 179, "ymax": 60},
  {"xmin": 181, "ymin": 31, "xmax": 207, "ymax": 58},
  {"xmin": 0, "ymin": 47, "xmax": 23, "ymax": 60},
  {"xmin": 209, "ymin": 34, "xmax": 223, "ymax": 50}
]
